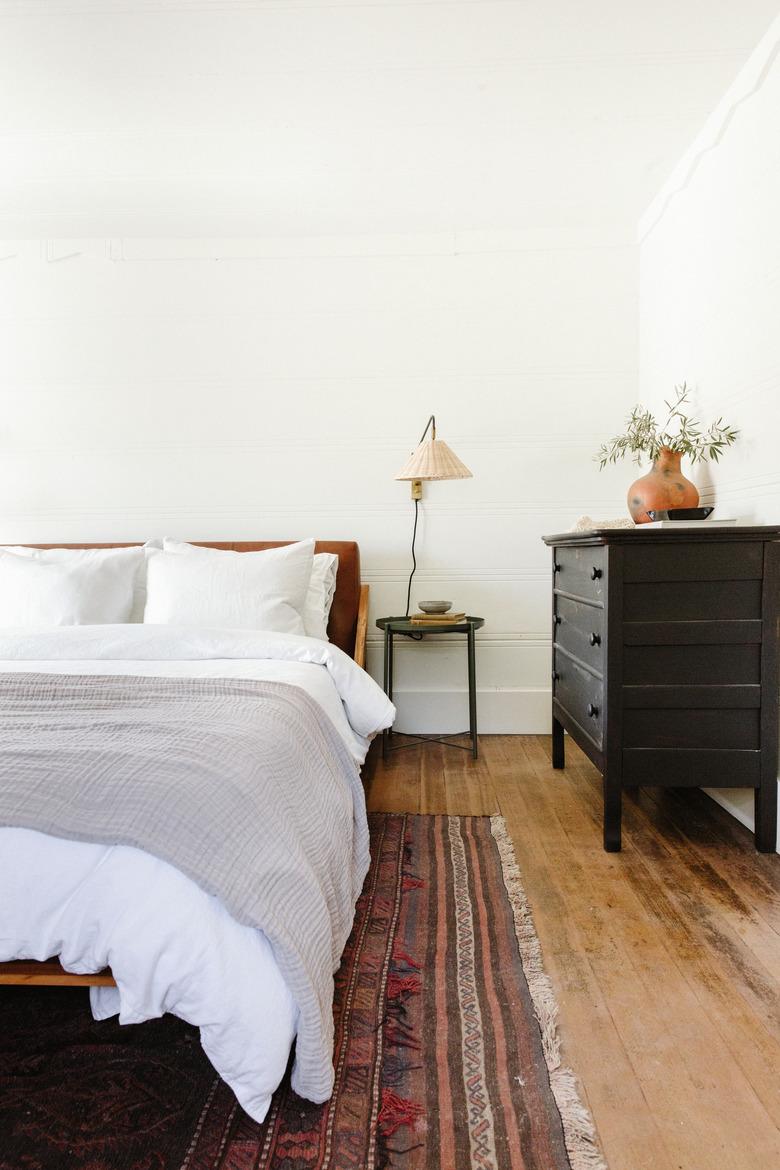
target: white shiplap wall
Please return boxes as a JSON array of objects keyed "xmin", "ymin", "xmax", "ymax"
[
  {"xmin": 0, "ymin": 230, "xmax": 635, "ymax": 730},
  {"xmin": 1, "ymin": 0, "xmax": 777, "ymax": 732},
  {"xmin": 639, "ymin": 13, "xmax": 780, "ymax": 844}
]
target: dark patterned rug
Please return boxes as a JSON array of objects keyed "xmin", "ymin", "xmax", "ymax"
[{"xmin": 0, "ymin": 814, "xmax": 606, "ymax": 1170}]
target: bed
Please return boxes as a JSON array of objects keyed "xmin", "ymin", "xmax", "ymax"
[{"xmin": 0, "ymin": 540, "xmax": 393, "ymax": 1120}]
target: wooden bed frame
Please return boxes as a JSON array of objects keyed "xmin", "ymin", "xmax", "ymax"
[{"xmin": 0, "ymin": 540, "xmax": 369, "ymax": 988}]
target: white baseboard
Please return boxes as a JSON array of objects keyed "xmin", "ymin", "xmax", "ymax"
[
  {"xmin": 388, "ymin": 687, "xmax": 550, "ymax": 735},
  {"xmin": 703, "ymin": 784, "xmax": 779, "ymax": 853}
]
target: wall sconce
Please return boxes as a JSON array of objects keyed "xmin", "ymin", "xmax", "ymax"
[{"xmin": 394, "ymin": 415, "xmax": 473, "ymax": 615}]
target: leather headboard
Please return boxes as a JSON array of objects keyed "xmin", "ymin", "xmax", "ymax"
[{"xmin": 19, "ymin": 541, "xmax": 362, "ymax": 659}]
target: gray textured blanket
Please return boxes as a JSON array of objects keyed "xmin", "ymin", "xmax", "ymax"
[{"xmin": 0, "ymin": 672, "xmax": 370, "ymax": 1102}]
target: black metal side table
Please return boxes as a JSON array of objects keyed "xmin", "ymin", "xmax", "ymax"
[{"xmin": 376, "ymin": 616, "xmax": 485, "ymax": 760}]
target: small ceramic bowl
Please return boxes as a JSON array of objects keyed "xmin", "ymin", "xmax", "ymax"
[{"xmin": 418, "ymin": 600, "xmax": 453, "ymax": 614}]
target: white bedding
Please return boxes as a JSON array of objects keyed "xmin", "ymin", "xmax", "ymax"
[{"xmin": 0, "ymin": 625, "xmax": 395, "ymax": 1122}]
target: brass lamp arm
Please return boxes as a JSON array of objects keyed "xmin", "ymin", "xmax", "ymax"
[{"xmin": 418, "ymin": 414, "xmax": 436, "ymax": 444}]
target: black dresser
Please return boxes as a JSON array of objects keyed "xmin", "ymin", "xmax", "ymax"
[{"xmin": 541, "ymin": 527, "xmax": 780, "ymax": 852}]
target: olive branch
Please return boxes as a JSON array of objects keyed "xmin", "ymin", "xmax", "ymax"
[{"xmin": 595, "ymin": 383, "xmax": 739, "ymax": 471}]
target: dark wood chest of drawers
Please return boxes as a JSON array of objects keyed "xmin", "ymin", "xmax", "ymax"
[{"xmin": 541, "ymin": 527, "xmax": 780, "ymax": 852}]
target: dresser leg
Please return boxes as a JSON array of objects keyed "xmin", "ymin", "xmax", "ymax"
[
  {"xmin": 754, "ymin": 782, "xmax": 778, "ymax": 853},
  {"xmin": 603, "ymin": 773, "xmax": 622, "ymax": 852},
  {"xmin": 552, "ymin": 715, "xmax": 565, "ymax": 769}
]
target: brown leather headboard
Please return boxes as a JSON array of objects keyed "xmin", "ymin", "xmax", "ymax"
[{"xmin": 19, "ymin": 541, "xmax": 362, "ymax": 659}]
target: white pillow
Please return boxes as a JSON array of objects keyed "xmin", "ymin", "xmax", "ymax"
[
  {"xmin": 304, "ymin": 552, "xmax": 339, "ymax": 641},
  {"xmin": 0, "ymin": 547, "xmax": 143, "ymax": 626},
  {"xmin": 1, "ymin": 544, "xmax": 150, "ymax": 621},
  {"xmin": 145, "ymin": 539, "xmax": 315, "ymax": 634},
  {"xmin": 162, "ymin": 540, "xmax": 338, "ymax": 642}
]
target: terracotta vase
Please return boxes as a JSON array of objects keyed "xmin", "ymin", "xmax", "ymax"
[{"xmin": 627, "ymin": 447, "xmax": 699, "ymax": 524}]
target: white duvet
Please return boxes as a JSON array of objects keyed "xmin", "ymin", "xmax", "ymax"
[{"xmin": 0, "ymin": 625, "xmax": 395, "ymax": 1122}]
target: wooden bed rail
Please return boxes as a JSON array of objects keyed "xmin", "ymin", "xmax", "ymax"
[
  {"xmin": 354, "ymin": 583, "xmax": 369, "ymax": 669},
  {"xmin": 0, "ymin": 960, "xmax": 115, "ymax": 986}
]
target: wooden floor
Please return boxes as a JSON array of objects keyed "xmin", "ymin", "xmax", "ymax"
[{"xmin": 363, "ymin": 733, "xmax": 780, "ymax": 1170}]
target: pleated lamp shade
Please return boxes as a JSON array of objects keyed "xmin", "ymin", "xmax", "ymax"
[{"xmin": 394, "ymin": 438, "xmax": 473, "ymax": 482}]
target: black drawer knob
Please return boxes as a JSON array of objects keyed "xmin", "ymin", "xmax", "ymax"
[
  {"xmin": 589, "ymin": 632, "xmax": 601, "ymax": 646},
  {"xmin": 551, "ymin": 670, "xmax": 559, "ymax": 681},
  {"xmin": 590, "ymin": 566, "xmax": 603, "ymax": 580},
  {"xmin": 587, "ymin": 703, "xmax": 599, "ymax": 718},
  {"xmin": 553, "ymin": 562, "xmax": 561, "ymax": 574},
  {"xmin": 554, "ymin": 614, "xmax": 562, "ymax": 625}
]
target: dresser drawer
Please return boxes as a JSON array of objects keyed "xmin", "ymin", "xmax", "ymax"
[
  {"xmin": 553, "ymin": 653, "xmax": 603, "ymax": 747},
  {"xmin": 623, "ymin": 642, "xmax": 760, "ymax": 686},
  {"xmin": 553, "ymin": 545, "xmax": 606, "ymax": 604},
  {"xmin": 554, "ymin": 595, "xmax": 604, "ymax": 675},
  {"xmin": 624, "ymin": 541, "xmax": 764, "ymax": 583},
  {"xmin": 624, "ymin": 579, "xmax": 762, "ymax": 622}
]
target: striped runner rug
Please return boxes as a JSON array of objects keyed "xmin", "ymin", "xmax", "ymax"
[{"xmin": 0, "ymin": 814, "xmax": 606, "ymax": 1170}]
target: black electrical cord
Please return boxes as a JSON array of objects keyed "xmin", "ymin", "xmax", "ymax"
[
  {"xmin": 401, "ymin": 415, "xmax": 434, "ymax": 620},
  {"xmin": 404, "ymin": 496, "xmax": 419, "ymax": 618}
]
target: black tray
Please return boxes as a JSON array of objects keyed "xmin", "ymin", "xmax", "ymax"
[{"xmin": 646, "ymin": 506, "xmax": 714, "ymax": 522}]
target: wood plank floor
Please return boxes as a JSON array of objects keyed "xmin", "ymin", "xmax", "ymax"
[{"xmin": 363, "ymin": 733, "xmax": 780, "ymax": 1170}]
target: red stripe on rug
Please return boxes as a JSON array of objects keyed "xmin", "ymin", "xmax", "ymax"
[
  {"xmin": 366, "ymin": 813, "xmax": 408, "ymax": 1169},
  {"xmin": 464, "ymin": 816, "xmax": 529, "ymax": 1170},
  {"xmin": 434, "ymin": 815, "xmax": 457, "ymax": 1170}
]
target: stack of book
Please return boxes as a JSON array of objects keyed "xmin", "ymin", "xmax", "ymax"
[{"xmin": 409, "ymin": 611, "xmax": 467, "ymax": 625}]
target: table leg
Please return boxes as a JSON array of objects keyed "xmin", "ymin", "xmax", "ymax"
[
  {"xmin": 382, "ymin": 627, "xmax": 393, "ymax": 759},
  {"xmin": 467, "ymin": 624, "xmax": 478, "ymax": 758}
]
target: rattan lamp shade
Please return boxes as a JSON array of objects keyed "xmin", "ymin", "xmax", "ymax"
[{"xmin": 394, "ymin": 438, "xmax": 472, "ymax": 482}]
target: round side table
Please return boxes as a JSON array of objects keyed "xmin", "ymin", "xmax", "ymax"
[{"xmin": 376, "ymin": 616, "xmax": 485, "ymax": 759}]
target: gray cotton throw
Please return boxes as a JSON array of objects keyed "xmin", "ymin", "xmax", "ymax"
[{"xmin": 0, "ymin": 672, "xmax": 370, "ymax": 1102}]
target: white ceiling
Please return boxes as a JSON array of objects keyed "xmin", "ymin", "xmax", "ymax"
[{"xmin": 1, "ymin": 0, "xmax": 778, "ymax": 238}]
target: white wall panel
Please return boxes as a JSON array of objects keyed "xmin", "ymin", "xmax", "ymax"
[
  {"xmin": 0, "ymin": 232, "xmax": 634, "ymax": 728},
  {"xmin": 639, "ymin": 14, "xmax": 780, "ymax": 846}
]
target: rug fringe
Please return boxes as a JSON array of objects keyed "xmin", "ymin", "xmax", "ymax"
[{"xmin": 490, "ymin": 815, "xmax": 609, "ymax": 1170}]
